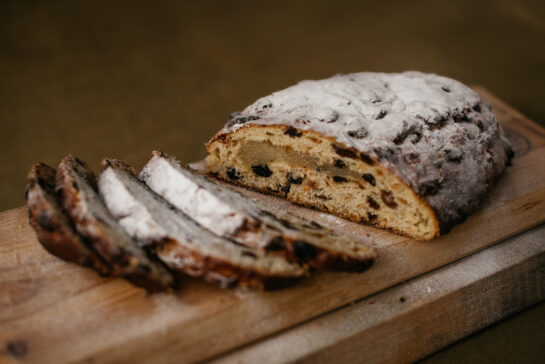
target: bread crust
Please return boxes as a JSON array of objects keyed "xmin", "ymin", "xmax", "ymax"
[
  {"xmin": 26, "ymin": 163, "xmax": 110, "ymax": 275},
  {"xmin": 157, "ymin": 238, "xmax": 304, "ymax": 290},
  {"xmin": 57, "ymin": 155, "xmax": 175, "ymax": 292}
]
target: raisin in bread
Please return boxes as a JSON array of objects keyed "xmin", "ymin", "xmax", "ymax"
[
  {"xmin": 57, "ymin": 156, "xmax": 175, "ymax": 291},
  {"xmin": 99, "ymin": 159, "xmax": 306, "ymax": 290},
  {"xmin": 139, "ymin": 151, "xmax": 375, "ymax": 271},
  {"xmin": 206, "ymin": 71, "xmax": 513, "ymax": 240},
  {"xmin": 26, "ymin": 163, "xmax": 110, "ymax": 276}
]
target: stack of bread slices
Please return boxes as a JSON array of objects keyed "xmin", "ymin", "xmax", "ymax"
[{"xmin": 26, "ymin": 151, "xmax": 376, "ymax": 292}]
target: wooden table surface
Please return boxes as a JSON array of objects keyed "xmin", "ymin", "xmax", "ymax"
[{"xmin": 1, "ymin": 1, "xmax": 544, "ymax": 363}]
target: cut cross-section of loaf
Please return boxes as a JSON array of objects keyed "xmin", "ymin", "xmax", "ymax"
[
  {"xmin": 57, "ymin": 155, "xmax": 175, "ymax": 291},
  {"xmin": 206, "ymin": 71, "xmax": 513, "ymax": 240},
  {"xmin": 98, "ymin": 159, "xmax": 306, "ymax": 290},
  {"xmin": 26, "ymin": 162, "xmax": 110, "ymax": 276},
  {"xmin": 139, "ymin": 151, "xmax": 375, "ymax": 271}
]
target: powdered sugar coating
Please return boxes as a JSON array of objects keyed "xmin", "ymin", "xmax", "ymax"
[
  {"xmin": 219, "ymin": 71, "xmax": 513, "ymax": 232},
  {"xmin": 139, "ymin": 153, "xmax": 247, "ymax": 238}
]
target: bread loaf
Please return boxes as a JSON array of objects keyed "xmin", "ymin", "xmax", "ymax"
[{"xmin": 206, "ymin": 71, "xmax": 513, "ymax": 240}]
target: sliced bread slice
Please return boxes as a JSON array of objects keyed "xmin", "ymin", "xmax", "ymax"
[
  {"xmin": 26, "ymin": 162, "xmax": 110, "ymax": 276},
  {"xmin": 98, "ymin": 159, "xmax": 306, "ymax": 290},
  {"xmin": 56, "ymin": 155, "xmax": 175, "ymax": 291},
  {"xmin": 139, "ymin": 151, "xmax": 376, "ymax": 271}
]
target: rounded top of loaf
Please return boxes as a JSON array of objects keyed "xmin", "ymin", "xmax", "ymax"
[{"xmin": 217, "ymin": 71, "xmax": 513, "ymax": 233}]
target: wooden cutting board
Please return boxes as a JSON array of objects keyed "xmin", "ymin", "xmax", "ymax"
[{"xmin": 1, "ymin": 88, "xmax": 544, "ymax": 364}]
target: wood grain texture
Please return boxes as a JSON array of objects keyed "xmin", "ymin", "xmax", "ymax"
[
  {"xmin": 211, "ymin": 224, "xmax": 545, "ymax": 364},
  {"xmin": 1, "ymin": 89, "xmax": 545, "ymax": 364}
]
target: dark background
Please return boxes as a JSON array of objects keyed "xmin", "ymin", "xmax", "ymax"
[{"xmin": 1, "ymin": 1, "xmax": 544, "ymax": 362}]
